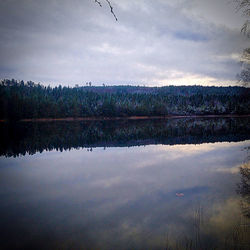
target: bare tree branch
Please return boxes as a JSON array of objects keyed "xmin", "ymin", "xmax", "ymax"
[
  {"xmin": 105, "ymin": 0, "xmax": 118, "ymax": 21},
  {"xmin": 234, "ymin": 0, "xmax": 250, "ymax": 16},
  {"xmin": 94, "ymin": 0, "xmax": 102, "ymax": 7},
  {"xmin": 241, "ymin": 20, "xmax": 250, "ymax": 36},
  {"xmin": 237, "ymin": 48, "xmax": 250, "ymax": 86},
  {"xmin": 93, "ymin": 0, "xmax": 118, "ymax": 21},
  {"xmin": 237, "ymin": 162, "xmax": 250, "ymax": 218},
  {"xmin": 234, "ymin": 0, "xmax": 250, "ymax": 36},
  {"xmin": 233, "ymin": 1, "xmax": 250, "ymax": 85}
]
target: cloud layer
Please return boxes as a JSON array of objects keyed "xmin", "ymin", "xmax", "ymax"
[{"xmin": 0, "ymin": 0, "xmax": 248, "ymax": 86}]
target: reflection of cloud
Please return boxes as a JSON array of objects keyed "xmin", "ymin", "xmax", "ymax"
[
  {"xmin": 158, "ymin": 140, "xmax": 250, "ymax": 156},
  {"xmin": 164, "ymin": 197, "xmax": 250, "ymax": 249},
  {"xmin": 188, "ymin": 141, "xmax": 247, "ymax": 150},
  {"xmin": 215, "ymin": 165, "xmax": 240, "ymax": 174},
  {"xmin": 90, "ymin": 176, "xmax": 122, "ymax": 188},
  {"xmin": 1, "ymin": 140, "xmax": 250, "ymax": 249},
  {"xmin": 209, "ymin": 198, "xmax": 241, "ymax": 231}
]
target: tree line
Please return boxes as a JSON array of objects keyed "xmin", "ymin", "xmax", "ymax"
[{"xmin": 0, "ymin": 79, "xmax": 249, "ymax": 120}]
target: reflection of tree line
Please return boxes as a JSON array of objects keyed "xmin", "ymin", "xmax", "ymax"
[{"xmin": 1, "ymin": 117, "xmax": 250, "ymax": 157}]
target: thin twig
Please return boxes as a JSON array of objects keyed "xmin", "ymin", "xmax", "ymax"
[
  {"xmin": 94, "ymin": 0, "xmax": 102, "ymax": 7},
  {"xmin": 93, "ymin": 0, "xmax": 118, "ymax": 21},
  {"xmin": 105, "ymin": 0, "xmax": 118, "ymax": 21}
]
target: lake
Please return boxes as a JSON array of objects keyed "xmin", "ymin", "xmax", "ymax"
[{"xmin": 0, "ymin": 117, "xmax": 249, "ymax": 249}]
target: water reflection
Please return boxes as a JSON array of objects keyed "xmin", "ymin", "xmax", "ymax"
[
  {"xmin": 0, "ymin": 117, "xmax": 250, "ymax": 157},
  {"xmin": 237, "ymin": 162, "xmax": 250, "ymax": 218},
  {"xmin": 0, "ymin": 136, "xmax": 249, "ymax": 249}
]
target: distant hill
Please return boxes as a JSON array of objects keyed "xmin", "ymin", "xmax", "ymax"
[{"xmin": 0, "ymin": 79, "xmax": 249, "ymax": 120}]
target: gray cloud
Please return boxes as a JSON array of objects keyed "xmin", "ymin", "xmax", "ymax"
[{"xmin": 0, "ymin": 0, "xmax": 248, "ymax": 86}]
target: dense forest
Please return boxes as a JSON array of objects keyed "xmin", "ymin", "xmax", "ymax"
[
  {"xmin": 0, "ymin": 79, "xmax": 250, "ymax": 120},
  {"xmin": 1, "ymin": 117, "xmax": 249, "ymax": 157}
]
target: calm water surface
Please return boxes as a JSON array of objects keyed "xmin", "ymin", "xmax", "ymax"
[{"xmin": 0, "ymin": 118, "xmax": 249, "ymax": 249}]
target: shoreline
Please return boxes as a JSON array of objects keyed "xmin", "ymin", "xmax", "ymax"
[{"xmin": 0, "ymin": 114, "xmax": 250, "ymax": 122}]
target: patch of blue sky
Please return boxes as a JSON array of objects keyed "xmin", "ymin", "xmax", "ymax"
[{"xmin": 174, "ymin": 31, "xmax": 209, "ymax": 42}]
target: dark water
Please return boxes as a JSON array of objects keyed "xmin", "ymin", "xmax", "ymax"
[{"xmin": 0, "ymin": 118, "xmax": 249, "ymax": 249}]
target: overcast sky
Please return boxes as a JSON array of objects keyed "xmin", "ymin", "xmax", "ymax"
[{"xmin": 0, "ymin": 0, "xmax": 248, "ymax": 87}]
